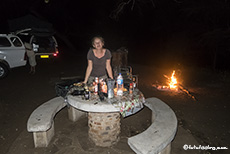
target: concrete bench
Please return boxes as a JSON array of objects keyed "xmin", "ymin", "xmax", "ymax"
[
  {"xmin": 128, "ymin": 97, "xmax": 177, "ymax": 154},
  {"xmin": 27, "ymin": 97, "xmax": 67, "ymax": 147}
]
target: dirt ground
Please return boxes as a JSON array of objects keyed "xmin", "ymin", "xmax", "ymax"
[{"xmin": 0, "ymin": 53, "xmax": 229, "ymax": 154}]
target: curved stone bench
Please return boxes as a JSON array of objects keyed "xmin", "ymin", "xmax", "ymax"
[
  {"xmin": 128, "ymin": 97, "xmax": 177, "ymax": 154},
  {"xmin": 27, "ymin": 97, "xmax": 67, "ymax": 147}
]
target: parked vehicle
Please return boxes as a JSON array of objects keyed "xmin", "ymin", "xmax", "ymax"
[
  {"xmin": 0, "ymin": 28, "xmax": 59, "ymax": 78},
  {"xmin": 15, "ymin": 28, "xmax": 59, "ymax": 59},
  {"xmin": 30, "ymin": 35, "xmax": 59, "ymax": 59},
  {"xmin": 0, "ymin": 34, "xmax": 27, "ymax": 78}
]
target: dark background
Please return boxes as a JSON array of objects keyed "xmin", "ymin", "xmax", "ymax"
[
  {"xmin": 1, "ymin": 0, "xmax": 230, "ymax": 70},
  {"xmin": 1, "ymin": 1, "xmax": 230, "ymax": 153}
]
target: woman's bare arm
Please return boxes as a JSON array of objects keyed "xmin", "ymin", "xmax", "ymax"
[
  {"xmin": 83, "ymin": 60, "xmax": 93, "ymax": 83},
  {"xmin": 106, "ymin": 59, "xmax": 113, "ymax": 79}
]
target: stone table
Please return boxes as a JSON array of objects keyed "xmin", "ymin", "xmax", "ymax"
[{"xmin": 67, "ymin": 89, "xmax": 145, "ymax": 147}]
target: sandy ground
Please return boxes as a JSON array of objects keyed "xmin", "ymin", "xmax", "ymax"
[{"xmin": 0, "ymin": 53, "xmax": 230, "ymax": 154}]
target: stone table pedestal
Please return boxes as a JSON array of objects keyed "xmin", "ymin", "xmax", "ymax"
[{"xmin": 88, "ymin": 112, "xmax": 120, "ymax": 147}]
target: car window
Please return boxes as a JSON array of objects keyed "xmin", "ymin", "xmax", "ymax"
[
  {"xmin": 0, "ymin": 37, "xmax": 11, "ymax": 47},
  {"xmin": 10, "ymin": 37, "xmax": 22, "ymax": 47}
]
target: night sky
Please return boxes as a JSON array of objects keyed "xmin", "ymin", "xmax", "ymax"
[{"xmin": 1, "ymin": 0, "xmax": 230, "ymax": 69}]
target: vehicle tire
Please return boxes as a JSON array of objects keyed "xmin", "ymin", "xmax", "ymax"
[{"xmin": 0, "ymin": 63, "xmax": 9, "ymax": 79}]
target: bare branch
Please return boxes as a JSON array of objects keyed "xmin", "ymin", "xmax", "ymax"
[
  {"xmin": 110, "ymin": 0, "xmax": 156, "ymax": 20},
  {"xmin": 110, "ymin": 0, "xmax": 132, "ymax": 20},
  {"xmin": 174, "ymin": 0, "xmax": 183, "ymax": 3},
  {"xmin": 131, "ymin": 0, "xmax": 135, "ymax": 10},
  {"xmin": 150, "ymin": 0, "xmax": 156, "ymax": 8}
]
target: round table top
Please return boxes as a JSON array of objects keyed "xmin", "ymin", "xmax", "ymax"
[
  {"xmin": 67, "ymin": 89, "xmax": 145, "ymax": 116},
  {"xmin": 67, "ymin": 95, "xmax": 120, "ymax": 113}
]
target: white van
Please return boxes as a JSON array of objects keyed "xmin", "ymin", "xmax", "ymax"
[{"xmin": 0, "ymin": 34, "xmax": 27, "ymax": 78}]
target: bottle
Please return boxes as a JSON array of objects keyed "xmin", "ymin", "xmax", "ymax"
[
  {"xmin": 94, "ymin": 77, "xmax": 99, "ymax": 94},
  {"xmin": 133, "ymin": 76, "xmax": 136, "ymax": 89},
  {"xmin": 116, "ymin": 73, "xmax": 123, "ymax": 96},
  {"xmin": 84, "ymin": 86, "xmax": 90, "ymax": 100},
  {"xmin": 102, "ymin": 82, "xmax": 107, "ymax": 93},
  {"xmin": 99, "ymin": 78, "xmax": 104, "ymax": 92},
  {"xmin": 98, "ymin": 91, "xmax": 104, "ymax": 101},
  {"xmin": 129, "ymin": 82, "xmax": 133, "ymax": 94}
]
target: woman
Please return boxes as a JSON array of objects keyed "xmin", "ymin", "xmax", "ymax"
[
  {"xmin": 83, "ymin": 36, "xmax": 113, "ymax": 84},
  {"xmin": 25, "ymin": 42, "xmax": 36, "ymax": 74}
]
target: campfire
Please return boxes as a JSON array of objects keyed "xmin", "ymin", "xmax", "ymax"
[
  {"xmin": 165, "ymin": 70, "xmax": 178, "ymax": 91},
  {"xmin": 152, "ymin": 70, "xmax": 196, "ymax": 101},
  {"xmin": 152, "ymin": 70, "xmax": 179, "ymax": 91}
]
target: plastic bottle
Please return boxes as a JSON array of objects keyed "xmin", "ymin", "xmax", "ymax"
[
  {"xmin": 132, "ymin": 77, "xmax": 136, "ymax": 89},
  {"xmin": 117, "ymin": 73, "xmax": 123, "ymax": 96}
]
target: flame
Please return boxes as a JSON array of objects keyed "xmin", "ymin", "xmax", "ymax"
[
  {"xmin": 154, "ymin": 70, "xmax": 179, "ymax": 91},
  {"xmin": 152, "ymin": 69, "xmax": 197, "ymax": 100},
  {"xmin": 168, "ymin": 70, "xmax": 178, "ymax": 91}
]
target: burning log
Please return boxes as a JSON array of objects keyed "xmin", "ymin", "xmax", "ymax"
[
  {"xmin": 152, "ymin": 70, "xmax": 197, "ymax": 101},
  {"xmin": 178, "ymin": 84, "xmax": 197, "ymax": 101}
]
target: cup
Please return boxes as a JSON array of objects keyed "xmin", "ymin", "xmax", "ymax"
[{"xmin": 107, "ymin": 79, "xmax": 115, "ymax": 98}]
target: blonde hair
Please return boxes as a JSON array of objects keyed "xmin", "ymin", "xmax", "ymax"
[{"xmin": 91, "ymin": 36, "xmax": 105, "ymax": 46}]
